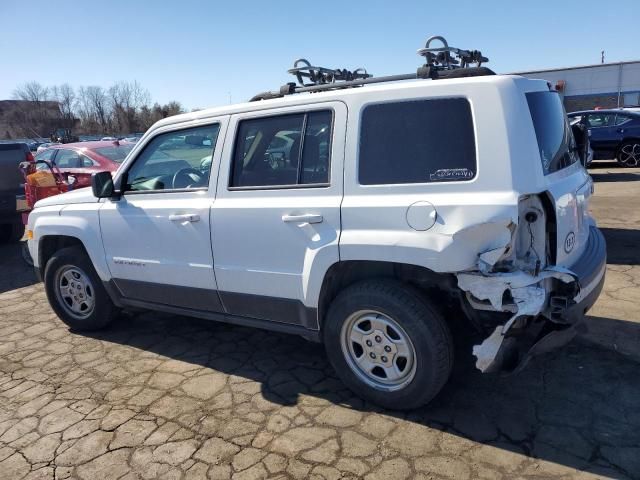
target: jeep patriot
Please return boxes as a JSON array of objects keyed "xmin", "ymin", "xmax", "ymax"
[{"xmin": 26, "ymin": 38, "xmax": 606, "ymax": 408}]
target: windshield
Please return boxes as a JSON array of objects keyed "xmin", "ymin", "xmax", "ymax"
[
  {"xmin": 526, "ymin": 91, "xmax": 579, "ymax": 175},
  {"xmin": 93, "ymin": 145, "xmax": 134, "ymax": 163}
]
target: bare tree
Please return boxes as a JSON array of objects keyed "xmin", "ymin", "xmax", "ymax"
[
  {"xmin": 56, "ymin": 84, "xmax": 75, "ymax": 120},
  {"xmin": 11, "ymin": 82, "xmax": 56, "ymax": 137},
  {"xmin": 86, "ymin": 86, "xmax": 109, "ymax": 131},
  {"xmin": 138, "ymin": 101, "xmax": 185, "ymax": 130},
  {"xmin": 13, "ymin": 81, "xmax": 50, "ymax": 103},
  {"xmin": 109, "ymin": 81, "xmax": 151, "ymax": 133},
  {"xmin": 4, "ymin": 80, "xmax": 184, "ymax": 138}
]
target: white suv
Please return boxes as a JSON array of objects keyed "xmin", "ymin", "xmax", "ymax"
[{"xmin": 27, "ymin": 40, "xmax": 606, "ymax": 409}]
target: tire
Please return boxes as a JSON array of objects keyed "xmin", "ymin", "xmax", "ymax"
[
  {"xmin": 323, "ymin": 279, "xmax": 453, "ymax": 410},
  {"xmin": 616, "ymin": 140, "xmax": 640, "ymax": 167},
  {"xmin": 44, "ymin": 246, "xmax": 118, "ymax": 331}
]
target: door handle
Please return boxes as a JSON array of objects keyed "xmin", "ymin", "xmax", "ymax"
[
  {"xmin": 169, "ymin": 213, "xmax": 200, "ymax": 222},
  {"xmin": 282, "ymin": 213, "xmax": 323, "ymax": 224},
  {"xmin": 617, "ymin": 128, "xmax": 625, "ymax": 133}
]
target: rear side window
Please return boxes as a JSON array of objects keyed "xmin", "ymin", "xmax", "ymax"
[
  {"xmin": 526, "ymin": 91, "xmax": 578, "ymax": 175},
  {"xmin": 359, "ymin": 98, "xmax": 476, "ymax": 185},
  {"xmin": 230, "ymin": 110, "xmax": 332, "ymax": 188}
]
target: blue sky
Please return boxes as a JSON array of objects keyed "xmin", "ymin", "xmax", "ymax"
[{"xmin": 2, "ymin": 0, "xmax": 638, "ymax": 110}]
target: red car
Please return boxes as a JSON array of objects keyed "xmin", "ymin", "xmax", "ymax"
[{"xmin": 33, "ymin": 141, "xmax": 134, "ymax": 188}]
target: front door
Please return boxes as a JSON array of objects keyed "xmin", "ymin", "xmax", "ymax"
[
  {"xmin": 100, "ymin": 119, "xmax": 227, "ymax": 311},
  {"xmin": 212, "ymin": 103, "xmax": 346, "ymax": 328}
]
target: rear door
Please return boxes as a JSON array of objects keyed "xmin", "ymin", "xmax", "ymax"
[
  {"xmin": 526, "ymin": 91, "xmax": 592, "ymax": 266},
  {"xmin": 212, "ymin": 102, "xmax": 346, "ymax": 328}
]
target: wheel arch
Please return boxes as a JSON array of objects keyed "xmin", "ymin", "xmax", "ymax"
[
  {"xmin": 31, "ymin": 209, "xmax": 110, "ymax": 281},
  {"xmin": 38, "ymin": 235, "xmax": 88, "ymax": 277},
  {"xmin": 316, "ymin": 260, "xmax": 460, "ymax": 330}
]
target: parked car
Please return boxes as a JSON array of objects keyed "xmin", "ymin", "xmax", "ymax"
[
  {"xmin": 0, "ymin": 143, "xmax": 32, "ymax": 242},
  {"xmin": 568, "ymin": 109, "xmax": 640, "ymax": 167},
  {"xmin": 26, "ymin": 40, "xmax": 605, "ymax": 409},
  {"xmin": 34, "ymin": 141, "xmax": 134, "ymax": 188}
]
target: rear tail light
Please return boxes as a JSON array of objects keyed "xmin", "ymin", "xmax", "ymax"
[{"xmin": 26, "ymin": 151, "xmax": 34, "ymax": 162}]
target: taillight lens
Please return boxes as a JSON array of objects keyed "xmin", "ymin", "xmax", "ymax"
[{"xmin": 26, "ymin": 151, "xmax": 34, "ymax": 162}]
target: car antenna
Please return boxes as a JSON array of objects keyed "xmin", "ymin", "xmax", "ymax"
[{"xmin": 250, "ymin": 35, "xmax": 492, "ymax": 101}]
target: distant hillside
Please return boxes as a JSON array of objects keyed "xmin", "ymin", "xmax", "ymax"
[{"xmin": 0, "ymin": 100, "xmax": 70, "ymax": 139}]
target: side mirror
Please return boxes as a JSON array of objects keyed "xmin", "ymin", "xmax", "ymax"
[{"xmin": 92, "ymin": 171, "xmax": 114, "ymax": 198}]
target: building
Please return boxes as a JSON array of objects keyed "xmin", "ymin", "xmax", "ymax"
[
  {"xmin": 0, "ymin": 100, "xmax": 68, "ymax": 139},
  {"xmin": 515, "ymin": 60, "xmax": 640, "ymax": 112}
]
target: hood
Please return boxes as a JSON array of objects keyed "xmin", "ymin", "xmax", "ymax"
[{"xmin": 33, "ymin": 187, "xmax": 98, "ymax": 208}]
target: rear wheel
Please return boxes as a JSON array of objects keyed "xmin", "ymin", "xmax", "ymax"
[
  {"xmin": 323, "ymin": 279, "xmax": 453, "ymax": 410},
  {"xmin": 44, "ymin": 246, "xmax": 118, "ymax": 331},
  {"xmin": 617, "ymin": 140, "xmax": 640, "ymax": 167}
]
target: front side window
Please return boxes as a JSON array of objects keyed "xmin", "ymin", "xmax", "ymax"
[
  {"xmin": 54, "ymin": 149, "xmax": 83, "ymax": 168},
  {"xmin": 125, "ymin": 124, "xmax": 220, "ymax": 192},
  {"xmin": 35, "ymin": 149, "xmax": 56, "ymax": 162},
  {"xmin": 35, "ymin": 148, "xmax": 56, "ymax": 171},
  {"xmin": 526, "ymin": 91, "xmax": 578, "ymax": 175},
  {"xmin": 359, "ymin": 98, "xmax": 476, "ymax": 185},
  {"xmin": 230, "ymin": 110, "xmax": 332, "ymax": 188}
]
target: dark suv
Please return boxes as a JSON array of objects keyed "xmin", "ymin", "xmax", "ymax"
[
  {"xmin": 568, "ymin": 109, "xmax": 640, "ymax": 167},
  {"xmin": 0, "ymin": 142, "xmax": 31, "ymax": 242}
]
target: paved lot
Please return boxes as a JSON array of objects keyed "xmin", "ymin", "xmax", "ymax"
[{"xmin": 1, "ymin": 163, "xmax": 639, "ymax": 480}]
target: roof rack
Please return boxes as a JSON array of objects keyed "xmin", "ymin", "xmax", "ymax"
[{"xmin": 250, "ymin": 36, "xmax": 494, "ymax": 102}]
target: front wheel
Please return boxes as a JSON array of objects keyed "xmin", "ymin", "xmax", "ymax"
[
  {"xmin": 617, "ymin": 140, "xmax": 640, "ymax": 167},
  {"xmin": 323, "ymin": 279, "xmax": 453, "ymax": 410},
  {"xmin": 44, "ymin": 246, "xmax": 118, "ymax": 331}
]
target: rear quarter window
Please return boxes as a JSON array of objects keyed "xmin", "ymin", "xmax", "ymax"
[
  {"xmin": 358, "ymin": 98, "xmax": 476, "ymax": 185},
  {"xmin": 526, "ymin": 91, "xmax": 578, "ymax": 175}
]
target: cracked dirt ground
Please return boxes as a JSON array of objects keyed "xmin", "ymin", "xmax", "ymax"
[{"xmin": 1, "ymin": 163, "xmax": 639, "ymax": 480}]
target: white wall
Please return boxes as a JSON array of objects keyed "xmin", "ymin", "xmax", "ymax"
[{"xmin": 517, "ymin": 62, "xmax": 640, "ymax": 97}]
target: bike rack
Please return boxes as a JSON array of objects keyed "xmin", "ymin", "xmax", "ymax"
[{"xmin": 250, "ymin": 35, "xmax": 492, "ymax": 101}]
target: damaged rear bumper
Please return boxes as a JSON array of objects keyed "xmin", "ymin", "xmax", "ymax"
[{"xmin": 458, "ymin": 226, "xmax": 606, "ymax": 373}]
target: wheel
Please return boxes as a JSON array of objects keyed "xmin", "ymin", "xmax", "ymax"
[
  {"xmin": 617, "ymin": 140, "xmax": 640, "ymax": 167},
  {"xmin": 44, "ymin": 246, "xmax": 118, "ymax": 331},
  {"xmin": 0, "ymin": 223, "xmax": 24, "ymax": 243},
  {"xmin": 323, "ymin": 279, "xmax": 453, "ymax": 410}
]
